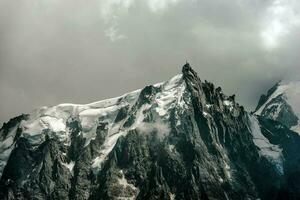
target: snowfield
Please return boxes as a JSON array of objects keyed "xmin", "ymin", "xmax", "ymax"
[
  {"xmin": 11, "ymin": 73, "xmax": 187, "ymax": 173},
  {"xmin": 248, "ymin": 115, "xmax": 283, "ymax": 174}
]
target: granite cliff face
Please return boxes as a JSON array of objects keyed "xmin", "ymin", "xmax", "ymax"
[{"xmin": 0, "ymin": 64, "xmax": 300, "ymax": 200}]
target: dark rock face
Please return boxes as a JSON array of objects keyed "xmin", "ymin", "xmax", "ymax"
[
  {"xmin": 257, "ymin": 117, "xmax": 300, "ymax": 199},
  {"xmin": 0, "ymin": 64, "xmax": 300, "ymax": 200}
]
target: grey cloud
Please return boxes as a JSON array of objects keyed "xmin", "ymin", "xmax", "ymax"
[{"xmin": 0, "ymin": 0, "xmax": 300, "ymax": 124}]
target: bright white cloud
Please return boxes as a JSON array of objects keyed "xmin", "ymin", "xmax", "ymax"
[
  {"xmin": 99, "ymin": 0, "xmax": 182, "ymax": 41},
  {"xmin": 261, "ymin": 0, "xmax": 300, "ymax": 50},
  {"xmin": 146, "ymin": 0, "xmax": 181, "ymax": 12},
  {"xmin": 99, "ymin": 0, "xmax": 134, "ymax": 23},
  {"xmin": 105, "ymin": 26, "xmax": 127, "ymax": 42},
  {"xmin": 99, "ymin": 0, "xmax": 135, "ymax": 42},
  {"xmin": 2, "ymin": 0, "xmax": 300, "ymax": 125}
]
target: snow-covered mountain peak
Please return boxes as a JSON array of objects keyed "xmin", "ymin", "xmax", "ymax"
[
  {"xmin": 0, "ymin": 71, "xmax": 188, "ymax": 177},
  {"xmin": 255, "ymin": 80, "xmax": 300, "ymax": 133},
  {"xmin": 2, "ymin": 64, "xmax": 300, "ymax": 199}
]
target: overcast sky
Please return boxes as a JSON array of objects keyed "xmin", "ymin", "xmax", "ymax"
[{"xmin": 1, "ymin": 0, "xmax": 300, "ymax": 125}]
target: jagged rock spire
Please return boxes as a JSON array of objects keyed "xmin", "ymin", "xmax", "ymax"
[
  {"xmin": 182, "ymin": 62, "xmax": 192, "ymax": 74},
  {"xmin": 181, "ymin": 62, "xmax": 200, "ymax": 82}
]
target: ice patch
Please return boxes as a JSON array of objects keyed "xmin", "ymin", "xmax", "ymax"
[
  {"xmin": 223, "ymin": 100, "xmax": 234, "ymax": 111},
  {"xmin": 223, "ymin": 100, "xmax": 232, "ymax": 106},
  {"xmin": 224, "ymin": 161, "xmax": 232, "ymax": 180},
  {"xmin": 249, "ymin": 115, "xmax": 283, "ymax": 174},
  {"xmin": 291, "ymin": 124, "xmax": 300, "ymax": 134},
  {"xmin": 169, "ymin": 193, "xmax": 176, "ymax": 200},
  {"xmin": 155, "ymin": 74, "xmax": 186, "ymax": 117},
  {"xmin": 206, "ymin": 104, "xmax": 212, "ymax": 109},
  {"xmin": 41, "ymin": 116, "xmax": 66, "ymax": 132},
  {"xmin": 168, "ymin": 144, "xmax": 175, "ymax": 152},
  {"xmin": 62, "ymin": 161, "xmax": 75, "ymax": 175}
]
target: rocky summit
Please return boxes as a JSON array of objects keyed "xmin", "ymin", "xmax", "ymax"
[{"xmin": 0, "ymin": 63, "xmax": 300, "ymax": 200}]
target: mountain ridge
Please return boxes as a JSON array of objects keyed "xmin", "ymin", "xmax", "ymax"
[{"xmin": 0, "ymin": 63, "xmax": 300, "ymax": 200}]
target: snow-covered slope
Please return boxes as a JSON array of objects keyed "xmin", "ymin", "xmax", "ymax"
[
  {"xmin": 255, "ymin": 81, "xmax": 300, "ymax": 134},
  {"xmin": 0, "ymin": 73, "xmax": 187, "ymax": 177},
  {"xmin": 248, "ymin": 115, "xmax": 283, "ymax": 174},
  {"xmin": 21, "ymin": 89, "xmax": 140, "ymax": 146}
]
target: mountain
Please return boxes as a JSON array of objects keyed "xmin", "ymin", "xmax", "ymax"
[
  {"xmin": 0, "ymin": 63, "xmax": 300, "ymax": 200},
  {"xmin": 254, "ymin": 81, "xmax": 300, "ymax": 134}
]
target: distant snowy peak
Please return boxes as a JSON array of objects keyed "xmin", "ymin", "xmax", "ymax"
[{"xmin": 255, "ymin": 80, "xmax": 300, "ymax": 134}]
